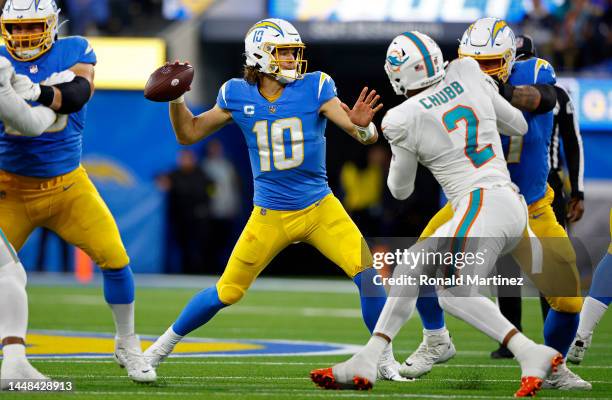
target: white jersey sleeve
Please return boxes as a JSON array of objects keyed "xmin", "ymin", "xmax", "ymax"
[
  {"xmin": 382, "ymin": 105, "xmax": 420, "ymax": 199},
  {"xmin": 460, "ymin": 57, "xmax": 527, "ymax": 136},
  {"xmin": 388, "ymin": 57, "xmax": 513, "ymax": 205},
  {"xmin": 381, "ymin": 106, "xmax": 417, "ymax": 152},
  {"xmin": 387, "ymin": 144, "xmax": 418, "ymax": 200},
  {"xmin": 485, "ymin": 77, "xmax": 528, "ymax": 136}
]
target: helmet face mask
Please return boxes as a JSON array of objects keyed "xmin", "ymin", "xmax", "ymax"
[
  {"xmin": 458, "ymin": 18, "xmax": 516, "ymax": 83},
  {"xmin": 262, "ymin": 42, "xmax": 307, "ymax": 83},
  {"xmin": 244, "ymin": 18, "xmax": 307, "ymax": 84},
  {"xmin": 1, "ymin": 0, "xmax": 60, "ymax": 62}
]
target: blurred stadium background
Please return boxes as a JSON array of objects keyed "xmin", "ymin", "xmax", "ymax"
[{"xmin": 2, "ymin": 0, "xmax": 610, "ymax": 281}]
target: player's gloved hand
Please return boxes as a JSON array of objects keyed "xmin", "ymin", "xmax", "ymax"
[
  {"xmin": 0, "ymin": 56, "xmax": 16, "ymax": 88},
  {"xmin": 11, "ymin": 73, "xmax": 41, "ymax": 101},
  {"xmin": 498, "ymin": 82, "xmax": 515, "ymax": 102},
  {"xmin": 41, "ymin": 70, "xmax": 76, "ymax": 86}
]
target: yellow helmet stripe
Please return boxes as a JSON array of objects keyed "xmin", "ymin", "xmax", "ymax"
[
  {"xmin": 491, "ymin": 19, "xmax": 507, "ymax": 45},
  {"xmin": 247, "ymin": 21, "xmax": 284, "ymax": 37}
]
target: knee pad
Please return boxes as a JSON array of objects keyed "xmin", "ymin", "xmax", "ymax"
[
  {"xmin": 216, "ymin": 283, "xmax": 245, "ymax": 305},
  {"xmin": 547, "ymin": 296, "xmax": 583, "ymax": 314},
  {"xmin": 0, "ymin": 260, "xmax": 26, "ymax": 287}
]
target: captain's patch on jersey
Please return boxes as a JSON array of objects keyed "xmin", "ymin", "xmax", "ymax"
[{"xmin": 1, "ymin": 330, "xmax": 361, "ymax": 358}]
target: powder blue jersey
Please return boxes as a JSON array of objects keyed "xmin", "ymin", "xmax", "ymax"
[
  {"xmin": 502, "ymin": 57, "xmax": 556, "ymax": 204},
  {"xmin": 217, "ymin": 72, "xmax": 337, "ymax": 210},
  {"xmin": 0, "ymin": 36, "xmax": 96, "ymax": 178}
]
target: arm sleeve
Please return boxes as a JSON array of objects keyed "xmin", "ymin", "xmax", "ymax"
[
  {"xmin": 387, "ymin": 144, "xmax": 418, "ymax": 200},
  {"xmin": 556, "ymin": 86, "xmax": 584, "ymax": 198},
  {"xmin": 0, "ymin": 85, "xmax": 56, "ymax": 136},
  {"xmin": 317, "ymin": 72, "xmax": 337, "ymax": 107}
]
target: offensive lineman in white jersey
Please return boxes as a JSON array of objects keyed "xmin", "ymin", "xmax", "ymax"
[{"xmin": 310, "ymin": 32, "xmax": 562, "ymax": 398}]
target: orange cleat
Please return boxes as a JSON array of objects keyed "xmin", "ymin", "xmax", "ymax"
[
  {"xmin": 310, "ymin": 367, "xmax": 372, "ymax": 391},
  {"xmin": 515, "ymin": 376, "xmax": 543, "ymax": 397},
  {"xmin": 514, "ymin": 353, "xmax": 564, "ymax": 397}
]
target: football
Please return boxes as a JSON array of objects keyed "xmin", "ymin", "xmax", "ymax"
[{"xmin": 144, "ymin": 62, "xmax": 194, "ymax": 102}]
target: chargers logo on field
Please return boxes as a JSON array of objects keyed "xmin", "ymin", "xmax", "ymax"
[{"xmin": 3, "ymin": 331, "xmax": 361, "ymax": 358}]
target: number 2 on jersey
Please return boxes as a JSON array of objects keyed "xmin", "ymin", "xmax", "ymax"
[
  {"xmin": 253, "ymin": 117, "xmax": 304, "ymax": 171},
  {"xmin": 443, "ymin": 105, "xmax": 495, "ymax": 168}
]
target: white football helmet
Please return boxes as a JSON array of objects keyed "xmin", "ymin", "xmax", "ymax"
[
  {"xmin": 244, "ymin": 18, "xmax": 307, "ymax": 84},
  {"xmin": 459, "ymin": 17, "xmax": 516, "ymax": 83},
  {"xmin": 1, "ymin": 0, "xmax": 60, "ymax": 61},
  {"xmin": 384, "ymin": 31, "xmax": 445, "ymax": 96}
]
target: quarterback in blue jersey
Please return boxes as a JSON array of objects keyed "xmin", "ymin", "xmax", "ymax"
[
  {"xmin": 144, "ymin": 18, "xmax": 405, "ymax": 381},
  {"xmin": 0, "ymin": 0, "xmax": 155, "ymax": 384},
  {"xmin": 401, "ymin": 18, "xmax": 590, "ymax": 390}
]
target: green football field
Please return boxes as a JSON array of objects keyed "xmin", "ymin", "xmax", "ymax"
[{"xmin": 3, "ymin": 283, "xmax": 611, "ymax": 399}]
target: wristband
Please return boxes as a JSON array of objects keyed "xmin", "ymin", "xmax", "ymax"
[
  {"xmin": 499, "ymin": 83, "xmax": 515, "ymax": 103},
  {"xmin": 355, "ymin": 122, "xmax": 377, "ymax": 142},
  {"xmin": 37, "ymin": 85, "xmax": 55, "ymax": 107}
]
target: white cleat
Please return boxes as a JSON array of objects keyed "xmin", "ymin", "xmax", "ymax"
[
  {"xmin": 399, "ymin": 329, "xmax": 456, "ymax": 379},
  {"xmin": 377, "ymin": 345, "xmax": 413, "ymax": 382},
  {"xmin": 1, "ymin": 358, "xmax": 50, "ymax": 390},
  {"xmin": 143, "ymin": 337, "xmax": 175, "ymax": 369},
  {"xmin": 542, "ymin": 361, "xmax": 592, "ymax": 391},
  {"xmin": 567, "ymin": 333, "xmax": 592, "ymax": 365},
  {"xmin": 114, "ymin": 334, "xmax": 157, "ymax": 383}
]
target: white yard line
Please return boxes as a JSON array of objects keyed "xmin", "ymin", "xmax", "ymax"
[
  {"xmin": 33, "ymin": 359, "xmax": 612, "ymax": 369},
  {"xmin": 51, "ymin": 374, "xmax": 612, "ymax": 384},
  {"xmin": 47, "ymin": 390, "xmax": 606, "ymax": 400}
]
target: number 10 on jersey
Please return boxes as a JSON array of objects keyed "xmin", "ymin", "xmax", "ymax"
[{"xmin": 253, "ymin": 117, "xmax": 305, "ymax": 171}]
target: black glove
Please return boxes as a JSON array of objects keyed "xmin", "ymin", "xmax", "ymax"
[{"xmin": 498, "ymin": 82, "xmax": 515, "ymax": 103}]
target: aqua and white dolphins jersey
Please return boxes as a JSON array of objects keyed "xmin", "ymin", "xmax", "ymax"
[
  {"xmin": 382, "ymin": 57, "xmax": 525, "ymax": 205},
  {"xmin": 216, "ymin": 71, "xmax": 337, "ymax": 210}
]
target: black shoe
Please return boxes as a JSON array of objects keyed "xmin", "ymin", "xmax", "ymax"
[{"xmin": 490, "ymin": 346, "xmax": 514, "ymax": 359}]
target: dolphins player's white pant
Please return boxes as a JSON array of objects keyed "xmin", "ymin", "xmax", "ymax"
[{"xmin": 0, "ymin": 230, "xmax": 49, "ymax": 390}]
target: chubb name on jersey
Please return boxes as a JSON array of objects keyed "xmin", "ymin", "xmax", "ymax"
[{"xmin": 419, "ymin": 81, "xmax": 465, "ymax": 109}]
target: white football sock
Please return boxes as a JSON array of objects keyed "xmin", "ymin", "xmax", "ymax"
[
  {"xmin": 0, "ymin": 261, "xmax": 28, "ymax": 341},
  {"xmin": 1, "ymin": 343, "xmax": 26, "ymax": 361},
  {"xmin": 372, "ymin": 262, "xmax": 419, "ymax": 340},
  {"xmin": 360, "ymin": 335, "xmax": 389, "ymax": 364},
  {"xmin": 110, "ymin": 303, "xmax": 135, "ymax": 338},
  {"xmin": 424, "ymin": 327, "xmax": 447, "ymax": 335},
  {"xmin": 373, "ymin": 295, "xmax": 417, "ymax": 340},
  {"xmin": 577, "ymin": 296, "xmax": 608, "ymax": 338},
  {"xmin": 506, "ymin": 331, "xmax": 535, "ymax": 360},
  {"xmin": 159, "ymin": 326, "xmax": 183, "ymax": 350},
  {"xmin": 438, "ymin": 295, "xmax": 515, "ymax": 342}
]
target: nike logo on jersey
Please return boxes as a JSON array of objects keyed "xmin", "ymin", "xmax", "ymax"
[
  {"xmin": 532, "ymin": 212, "xmax": 545, "ymax": 219},
  {"xmin": 63, "ymin": 183, "xmax": 75, "ymax": 191}
]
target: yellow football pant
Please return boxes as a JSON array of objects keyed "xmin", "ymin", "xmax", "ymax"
[
  {"xmin": 420, "ymin": 185, "xmax": 582, "ymax": 313},
  {"xmin": 216, "ymin": 194, "xmax": 372, "ymax": 305},
  {"xmin": 0, "ymin": 166, "xmax": 129, "ymax": 269}
]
